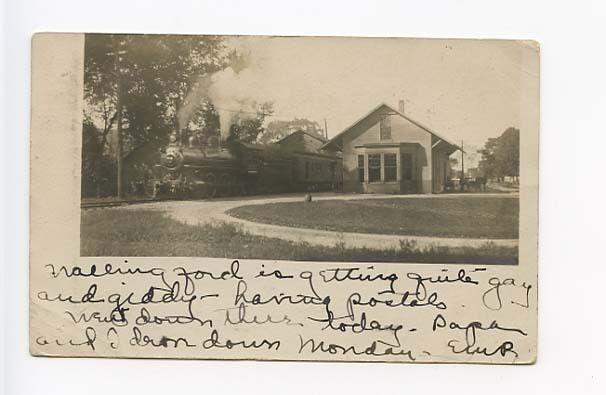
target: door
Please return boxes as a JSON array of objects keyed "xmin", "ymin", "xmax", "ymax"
[{"xmin": 400, "ymin": 153, "xmax": 418, "ymax": 194}]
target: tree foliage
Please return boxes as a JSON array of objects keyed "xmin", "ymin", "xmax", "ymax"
[
  {"xmin": 185, "ymin": 101, "xmax": 221, "ymax": 148},
  {"xmin": 226, "ymin": 102, "xmax": 275, "ymax": 145},
  {"xmin": 478, "ymin": 127, "xmax": 520, "ymax": 180},
  {"xmin": 81, "ymin": 119, "xmax": 116, "ymax": 197},
  {"xmin": 82, "ymin": 34, "xmax": 235, "ymax": 197}
]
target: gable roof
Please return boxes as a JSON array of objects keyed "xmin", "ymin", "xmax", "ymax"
[
  {"xmin": 321, "ymin": 103, "xmax": 463, "ymax": 153},
  {"xmin": 276, "ymin": 129, "xmax": 328, "ymax": 145}
]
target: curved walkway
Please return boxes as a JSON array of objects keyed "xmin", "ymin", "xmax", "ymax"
[{"xmin": 125, "ymin": 192, "xmax": 519, "ymax": 250}]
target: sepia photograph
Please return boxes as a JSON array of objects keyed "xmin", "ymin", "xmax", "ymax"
[
  {"xmin": 80, "ymin": 34, "xmax": 524, "ymax": 265},
  {"xmin": 11, "ymin": 0, "xmax": 606, "ymax": 390}
]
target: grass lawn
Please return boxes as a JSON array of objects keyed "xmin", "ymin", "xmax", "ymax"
[
  {"xmin": 81, "ymin": 209, "xmax": 517, "ymax": 264},
  {"xmin": 227, "ymin": 196, "xmax": 519, "ymax": 239}
]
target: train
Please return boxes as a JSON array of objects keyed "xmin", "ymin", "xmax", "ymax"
[{"xmin": 151, "ymin": 130, "xmax": 342, "ymax": 199}]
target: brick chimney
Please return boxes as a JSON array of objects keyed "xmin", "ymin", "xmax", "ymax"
[{"xmin": 398, "ymin": 99, "xmax": 405, "ymax": 114}]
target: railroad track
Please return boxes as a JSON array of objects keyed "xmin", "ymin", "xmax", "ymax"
[{"xmin": 80, "ymin": 198, "xmax": 159, "ymax": 209}]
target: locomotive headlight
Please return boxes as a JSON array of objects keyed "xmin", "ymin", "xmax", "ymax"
[
  {"xmin": 163, "ymin": 147, "xmax": 183, "ymax": 170},
  {"xmin": 165, "ymin": 154, "xmax": 176, "ymax": 167}
]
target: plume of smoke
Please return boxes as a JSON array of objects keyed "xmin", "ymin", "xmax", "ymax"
[
  {"xmin": 177, "ymin": 76, "xmax": 213, "ymax": 131},
  {"xmin": 177, "ymin": 66, "xmax": 273, "ymax": 139}
]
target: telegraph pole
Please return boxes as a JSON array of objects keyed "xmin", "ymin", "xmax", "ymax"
[
  {"xmin": 461, "ymin": 140, "xmax": 465, "ymax": 177},
  {"xmin": 324, "ymin": 118, "xmax": 328, "ymax": 140},
  {"xmin": 460, "ymin": 140, "xmax": 465, "ymax": 191},
  {"xmin": 115, "ymin": 38, "xmax": 124, "ymax": 199},
  {"xmin": 116, "ymin": 78, "xmax": 123, "ymax": 199}
]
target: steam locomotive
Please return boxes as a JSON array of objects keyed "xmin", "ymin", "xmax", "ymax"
[{"xmin": 152, "ymin": 130, "xmax": 341, "ymax": 199}]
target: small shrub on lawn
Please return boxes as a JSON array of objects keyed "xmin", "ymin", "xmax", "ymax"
[{"xmin": 399, "ymin": 239, "xmax": 419, "ymax": 254}]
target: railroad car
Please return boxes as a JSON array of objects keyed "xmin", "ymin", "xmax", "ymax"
[{"xmin": 152, "ymin": 131, "xmax": 341, "ymax": 199}]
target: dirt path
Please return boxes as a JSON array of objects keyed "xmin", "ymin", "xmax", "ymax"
[{"xmin": 123, "ymin": 192, "xmax": 519, "ymax": 249}]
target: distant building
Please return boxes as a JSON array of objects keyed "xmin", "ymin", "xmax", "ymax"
[
  {"xmin": 322, "ymin": 101, "xmax": 462, "ymax": 194},
  {"xmin": 275, "ymin": 129, "xmax": 328, "ymax": 153}
]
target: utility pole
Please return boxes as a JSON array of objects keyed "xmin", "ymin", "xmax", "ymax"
[
  {"xmin": 116, "ymin": 79, "xmax": 123, "ymax": 199},
  {"xmin": 461, "ymin": 140, "xmax": 465, "ymax": 177},
  {"xmin": 323, "ymin": 118, "xmax": 328, "ymax": 140},
  {"xmin": 115, "ymin": 38, "xmax": 124, "ymax": 199},
  {"xmin": 459, "ymin": 140, "xmax": 466, "ymax": 192}
]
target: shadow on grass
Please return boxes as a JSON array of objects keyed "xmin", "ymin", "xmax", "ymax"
[{"xmin": 81, "ymin": 209, "xmax": 517, "ymax": 265}]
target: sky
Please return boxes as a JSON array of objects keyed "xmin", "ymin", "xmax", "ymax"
[{"xmin": 213, "ymin": 36, "xmax": 538, "ymax": 150}]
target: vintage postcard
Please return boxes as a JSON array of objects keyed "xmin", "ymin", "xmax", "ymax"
[{"xmin": 30, "ymin": 33, "xmax": 539, "ymax": 363}]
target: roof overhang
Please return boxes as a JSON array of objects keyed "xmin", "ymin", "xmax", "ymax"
[{"xmin": 432, "ymin": 138, "xmax": 464, "ymax": 155}]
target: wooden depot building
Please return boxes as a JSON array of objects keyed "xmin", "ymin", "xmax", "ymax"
[{"xmin": 322, "ymin": 101, "xmax": 462, "ymax": 194}]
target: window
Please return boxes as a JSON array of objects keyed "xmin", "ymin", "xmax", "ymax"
[
  {"xmin": 314, "ymin": 162, "xmax": 322, "ymax": 177},
  {"xmin": 401, "ymin": 153, "xmax": 413, "ymax": 180},
  {"xmin": 358, "ymin": 155, "xmax": 365, "ymax": 182},
  {"xmin": 368, "ymin": 154, "xmax": 381, "ymax": 182},
  {"xmin": 380, "ymin": 115, "xmax": 392, "ymax": 140},
  {"xmin": 384, "ymin": 153, "xmax": 397, "ymax": 181}
]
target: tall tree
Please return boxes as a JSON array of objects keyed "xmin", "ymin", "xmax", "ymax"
[
  {"xmin": 185, "ymin": 101, "xmax": 221, "ymax": 148},
  {"xmin": 478, "ymin": 127, "xmax": 520, "ymax": 180},
  {"xmin": 226, "ymin": 102, "xmax": 274, "ymax": 145},
  {"xmin": 83, "ymin": 34, "xmax": 235, "ymax": 197},
  {"xmin": 494, "ymin": 127, "xmax": 520, "ymax": 178}
]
